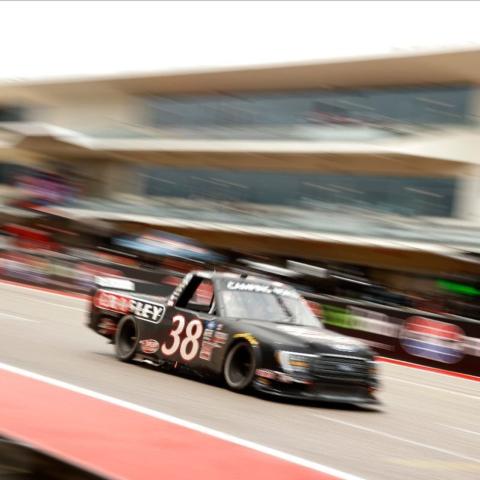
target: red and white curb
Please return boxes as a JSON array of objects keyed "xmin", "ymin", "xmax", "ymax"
[
  {"xmin": 377, "ymin": 356, "xmax": 479, "ymax": 382},
  {"xmin": 0, "ymin": 362, "xmax": 363, "ymax": 480}
]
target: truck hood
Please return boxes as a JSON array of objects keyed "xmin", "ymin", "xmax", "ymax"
[{"xmin": 240, "ymin": 320, "xmax": 372, "ymax": 357}]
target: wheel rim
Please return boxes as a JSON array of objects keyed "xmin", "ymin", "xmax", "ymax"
[
  {"xmin": 118, "ymin": 319, "xmax": 137, "ymax": 357},
  {"xmin": 226, "ymin": 343, "xmax": 254, "ymax": 388}
]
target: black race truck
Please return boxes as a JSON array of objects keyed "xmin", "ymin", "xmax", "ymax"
[{"xmin": 88, "ymin": 271, "xmax": 380, "ymax": 404}]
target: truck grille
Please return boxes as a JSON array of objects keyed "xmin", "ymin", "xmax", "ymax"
[{"xmin": 312, "ymin": 355, "xmax": 370, "ymax": 382}]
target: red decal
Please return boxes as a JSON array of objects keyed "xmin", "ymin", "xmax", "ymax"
[
  {"xmin": 255, "ymin": 369, "xmax": 276, "ymax": 380},
  {"xmin": 140, "ymin": 339, "xmax": 160, "ymax": 354},
  {"xmin": 94, "ymin": 290, "xmax": 131, "ymax": 314},
  {"xmin": 199, "ymin": 342, "xmax": 214, "ymax": 361},
  {"xmin": 98, "ymin": 318, "xmax": 117, "ymax": 335}
]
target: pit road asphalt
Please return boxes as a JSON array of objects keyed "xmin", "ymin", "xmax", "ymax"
[{"xmin": 0, "ymin": 282, "xmax": 478, "ymax": 480}]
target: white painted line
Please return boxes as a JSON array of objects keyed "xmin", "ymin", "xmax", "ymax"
[
  {"xmin": 0, "ymin": 281, "xmax": 87, "ymax": 302},
  {"xmin": 0, "ymin": 282, "xmax": 86, "ymax": 311},
  {"xmin": 3, "ymin": 294, "xmax": 85, "ymax": 312},
  {"xmin": 379, "ymin": 358, "xmax": 479, "ymax": 383},
  {"xmin": 438, "ymin": 424, "xmax": 480, "ymax": 437},
  {"xmin": 383, "ymin": 376, "xmax": 480, "ymax": 401},
  {"xmin": 0, "ymin": 362, "xmax": 364, "ymax": 480},
  {"xmin": 313, "ymin": 413, "xmax": 480, "ymax": 464},
  {"xmin": 0, "ymin": 313, "xmax": 39, "ymax": 323},
  {"xmin": 27, "ymin": 298, "xmax": 85, "ymax": 312}
]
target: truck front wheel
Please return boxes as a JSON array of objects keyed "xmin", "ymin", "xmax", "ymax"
[{"xmin": 223, "ymin": 342, "xmax": 256, "ymax": 391}]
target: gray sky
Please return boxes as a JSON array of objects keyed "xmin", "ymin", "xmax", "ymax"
[{"xmin": 1, "ymin": 1, "xmax": 479, "ymax": 82}]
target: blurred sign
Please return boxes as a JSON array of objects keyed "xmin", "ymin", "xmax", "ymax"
[
  {"xmin": 112, "ymin": 231, "xmax": 225, "ymax": 263},
  {"xmin": 400, "ymin": 316, "xmax": 465, "ymax": 364},
  {"xmin": 305, "ymin": 293, "xmax": 480, "ymax": 376},
  {"xmin": 3, "ymin": 224, "xmax": 59, "ymax": 251}
]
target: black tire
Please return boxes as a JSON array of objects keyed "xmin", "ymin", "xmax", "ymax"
[
  {"xmin": 115, "ymin": 315, "xmax": 139, "ymax": 362},
  {"xmin": 223, "ymin": 342, "xmax": 256, "ymax": 391}
]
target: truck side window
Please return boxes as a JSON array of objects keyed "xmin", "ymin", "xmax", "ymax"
[
  {"xmin": 176, "ymin": 276, "xmax": 215, "ymax": 314},
  {"xmin": 187, "ymin": 280, "xmax": 215, "ymax": 314}
]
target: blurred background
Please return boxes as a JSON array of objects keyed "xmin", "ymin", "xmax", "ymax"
[
  {"xmin": 2, "ymin": 1, "xmax": 480, "ymax": 318},
  {"xmin": 1, "ymin": 2, "xmax": 480, "ymax": 479}
]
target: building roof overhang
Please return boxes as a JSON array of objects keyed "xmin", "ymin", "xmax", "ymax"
[{"xmin": 1, "ymin": 48, "xmax": 480, "ymax": 104}]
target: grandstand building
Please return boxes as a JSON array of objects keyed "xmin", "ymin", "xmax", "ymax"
[{"xmin": 2, "ymin": 48, "xmax": 480, "ymax": 273}]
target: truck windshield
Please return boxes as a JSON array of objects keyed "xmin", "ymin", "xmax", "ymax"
[{"xmin": 220, "ymin": 290, "xmax": 321, "ymax": 327}]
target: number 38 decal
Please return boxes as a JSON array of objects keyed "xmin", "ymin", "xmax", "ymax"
[{"xmin": 161, "ymin": 315, "xmax": 204, "ymax": 361}]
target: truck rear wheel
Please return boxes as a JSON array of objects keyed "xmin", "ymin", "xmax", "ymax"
[
  {"xmin": 223, "ymin": 342, "xmax": 256, "ymax": 391},
  {"xmin": 115, "ymin": 316, "xmax": 139, "ymax": 362}
]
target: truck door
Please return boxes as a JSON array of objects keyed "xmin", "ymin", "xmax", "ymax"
[{"xmin": 157, "ymin": 275, "xmax": 216, "ymax": 367}]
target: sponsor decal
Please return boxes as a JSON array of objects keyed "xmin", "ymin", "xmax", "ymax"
[
  {"xmin": 233, "ymin": 332, "xmax": 258, "ymax": 346},
  {"xmin": 255, "ymin": 369, "xmax": 311, "ymax": 384},
  {"xmin": 226, "ymin": 281, "xmax": 299, "ymax": 298},
  {"xmin": 139, "ymin": 339, "xmax": 160, "ymax": 354},
  {"xmin": 93, "ymin": 290, "xmax": 165, "ymax": 324},
  {"xmin": 203, "ymin": 329, "xmax": 214, "ymax": 341},
  {"xmin": 130, "ymin": 299, "xmax": 165, "ymax": 323},
  {"xmin": 98, "ymin": 318, "xmax": 117, "ymax": 336},
  {"xmin": 199, "ymin": 323, "xmax": 228, "ymax": 361},
  {"xmin": 207, "ymin": 320, "xmax": 217, "ymax": 330},
  {"xmin": 94, "ymin": 290, "xmax": 131, "ymax": 314},
  {"xmin": 212, "ymin": 331, "xmax": 228, "ymax": 345},
  {"xmin": 400, "ymin": 316, "xmax": 465, "ymax": 364},
  {"xmin": 255, "ymin": 369, "xmax": 276, "ymax": 380},
  {"xmin": 199, "ymin": 342, "xmax": 214, "ymax": 361}
]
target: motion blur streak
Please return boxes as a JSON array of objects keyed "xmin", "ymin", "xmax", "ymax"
[
  {"xmin": 312, "ymin": 413, "xmax": 480, "ymax": 464},
  {"xmin": 382, "ymin": 376, "xmax": 480, "ymax": 400},
  {"xmin": 2, "ymin": 25, "xmax": 480, "ymax": 480}
]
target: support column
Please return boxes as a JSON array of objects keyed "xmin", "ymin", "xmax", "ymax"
[
  {"xmin": 454, "ymin": 166, "xmax": 480, "ymax": 223},
  {"xmin": 82, "ymin": 159, "xmax": 144, "ymax": 201}
]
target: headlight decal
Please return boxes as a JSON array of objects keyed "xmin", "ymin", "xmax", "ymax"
[{"xmin": 275, "ymin": 351, "xmax": 316, "ymax": 373}]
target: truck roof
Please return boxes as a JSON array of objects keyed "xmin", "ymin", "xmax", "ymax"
[{"xmin": 193, "ymin": 270, "xmax": 292, "ymax": 288}]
